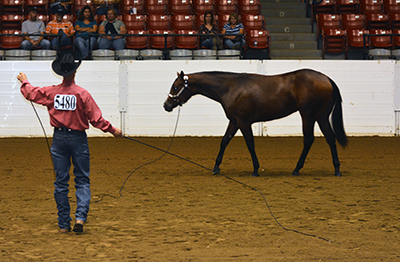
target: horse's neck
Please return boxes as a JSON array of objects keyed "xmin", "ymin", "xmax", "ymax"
[{"xmin": 192, "ymin": 76, "xmax": 225, "ymax": 104}]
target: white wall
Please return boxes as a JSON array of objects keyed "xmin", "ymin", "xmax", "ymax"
[{"xmin": 0, "ymin": 59, "xmax": 398, "ymax": 137}]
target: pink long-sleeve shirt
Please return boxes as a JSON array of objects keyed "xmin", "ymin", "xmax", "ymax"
[{"xmin": 20, "ymin": 79, "xmax": 116, "ymax": 134}]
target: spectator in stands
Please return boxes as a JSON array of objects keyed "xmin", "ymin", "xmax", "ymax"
[
  {"xmin": 98, "ymin": 8, "xmax": 126, "ymax": 50},
  {"xmin": 50, "ymin": 0, "xmax": 74, "ymax": 15},
  {"xmin": 199, "ymin": 11, "xmax": 222, "ymax": 51},
  {"xmin": 21, "ymin": 7, "xmax": 51, "ymax": 50},
  {"xmin": 221, "ymin": 13, "xmax": 246, "ymax": 50},
  {"xmin": 93, "ymin": 0, "xmax": 121, "ymax": 15},
  {"xmin": 46, "ymin": 8, "xmax": 75, "ymax": 50},
  {"xmin": 74, "ymin": 6, "xmax": 98, "ymax": 59}
]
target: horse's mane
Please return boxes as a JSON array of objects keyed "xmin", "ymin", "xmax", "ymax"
[{"xmin": 191, "ymin": 71, "xmax": 247, "ymax": 77}]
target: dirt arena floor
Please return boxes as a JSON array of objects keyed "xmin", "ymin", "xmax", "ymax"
[{"xmin": 1, "ymin": 136, "xmax": 399, "ymax": 261}]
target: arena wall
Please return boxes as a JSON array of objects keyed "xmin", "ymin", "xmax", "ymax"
[{"xmin": 1, "ymin": 60, "xmax": 399, "ymax": 137}]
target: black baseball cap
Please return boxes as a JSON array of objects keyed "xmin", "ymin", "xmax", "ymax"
[{"xmin": 29, "ymin": 6, "xmax": 38, "ymax": 13}]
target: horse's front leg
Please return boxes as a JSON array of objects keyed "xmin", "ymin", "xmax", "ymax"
[
  {"xmin": 239, "ymin": 124, "xmax": 260, "ymax": 177},
  {"xmin": 213, "ymin": 120, "xmax": 238, "ymax": 175}
]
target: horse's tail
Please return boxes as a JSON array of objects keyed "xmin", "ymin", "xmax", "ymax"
[{"xmin": 329, "ymin": 78, "xmax": 348, "ymax": 147}]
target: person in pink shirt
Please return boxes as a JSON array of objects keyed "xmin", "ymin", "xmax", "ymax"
[{"xmin": 17, "ymin": 53, "xmax": 122, "ymax": 234}]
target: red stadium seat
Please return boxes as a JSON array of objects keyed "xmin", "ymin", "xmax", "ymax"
[
  {"xmin": 360, "ymin": 0, "xmax": 383, "ymax": 14},
  {"xmin": 312, "ymin": 0, "xmax": 337, "ymax": 25},
  {"xmin": 238, "ymin": 0, "xmax": 261, "ymax": 15},
  {"xmin": 393, "ymin": 28, "xmax": 400, "ymax": 48},
  {"xmin": 322, "ymin": 28, "xmax": 347, "ymax": 59},
  {"xmin": 347, "ymin": 28, "xmax": 369, "ymax": 49},
  {"xmin": 1, "ymin": 0, "xmax": 24, "ymax": 15},
  {"xmin": 193, "ymin": 0, "xmax": 215, "ymax": 14},
  {"xmin": 336, "ymin": 0, "xmax": 360, "ymax": 14},
  {"xmin": 245, "ymin": 29, "xmax": 270, "ymax": 59},
  {"xmin": 316, "ymin": 14, "xmax": 342, "ymax": 39},
  {"xmin": 145, "ymin": 0, "xmax": 169, "ymax": 14},
  {"xmin": 341, "ymin": 13, "xmax": 365, "ymax": 30},
  {"xmin": 126, "ymin": 29, "xmax": 148, "ymax": 49},
  {"xmin": 389, "ymin": 13, "xmax": 400, "ymax": 30},
  {"xmin": 120, "ymin": 0, "xmax": 145, "ymax": 15},
  {"xmin": 369, "ymin": 29, "xmax": 393, "ymax": 48},
  {"xmin": 146, "ymin": 14, "xmax": 171, "ymax": 30},
  {"xmin": 241, "ymin": 14, "xmax": 265, "ymax": 30},
  {"xmin": 174, "ymin": 29, "xmax": 199, "ymax": 49},
  {"xmin": 122, "ymin": 14, "xmax": 146, "ymax": 30},
  {"xmin": 365, "ymin": 13, "xmax": 390, "ymax": 29},
  {"xmin": 171, "ymin": 14, "xmax": 196, "ymax": 30},
  {"xmin": 384, "ymin": 0, "xmax": 400, "ymax": 14},
  {"xmin": 216, "ymin": 0, "xmax": 237, "ymax": 14},
  {"xmin": 0, "ymin": 29, "xmax": 23, "ymax": 49},
  {"xmin": 149, "ymin": 29, "xmax": 174, "ymax": 49},
  {"xmin": 1, "ymin": 15, "xmax": 24, "ymax": 31},
  {"xmin": 169, "ymin": 0, "xmax": 193, "ymax": 15}
]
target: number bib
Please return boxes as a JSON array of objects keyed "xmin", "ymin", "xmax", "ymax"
[{"xmin": 54, "ymin": 94, "xmax": 77, "ymax": 111}]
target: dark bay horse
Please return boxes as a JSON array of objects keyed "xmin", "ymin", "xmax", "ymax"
[{"xmin": 163, "ymin": 69, "xmax": 348, "ymax": 177}]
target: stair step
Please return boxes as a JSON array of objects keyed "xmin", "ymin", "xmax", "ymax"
[
  {"xmin": 262, "ymin": 9, "xmax": 307, "ymax": 18},
  {"xmin": 270, "ymin": 33, "xmax": 317, "ymax": 42},
  {"xmin": 271, "ymin": 49, "xmax": 322, "ymax": 58},
  {"xmin": 270, "ymin": 41, "xmax": 318, "ymax": 50},
  {"xmin": 267, "ymin": 24, "xmax": 313, "ymax": 33},
  {"xmin": 265, "ymin": 17, "xmax": 312, "ymax": 25}
]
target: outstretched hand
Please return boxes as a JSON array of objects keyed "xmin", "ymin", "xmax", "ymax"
[
  {"xmin": 113, "ymin": 128, "xmax": 123, "ymax": 138},
  {"xmin": 17, "ymin": 72, "xmax": 27, "ymax": 83}
]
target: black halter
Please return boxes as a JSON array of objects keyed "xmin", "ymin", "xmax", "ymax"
[{"xmin": 168, "ymin": 75, "xmax": 189, "ymax": 106}]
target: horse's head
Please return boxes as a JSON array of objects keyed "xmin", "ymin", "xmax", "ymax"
[{"xmin": 164, "ymin": 71, "xmax": 193, "ymax": 112}]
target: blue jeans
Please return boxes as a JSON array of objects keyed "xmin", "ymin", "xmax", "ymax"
[
  {"xmin": 224, "ymin": 38, "xmax": 245, "ymax": 49},
  {"xmin": 74, "ymin": 37, "xmax": 97, "ymax": 58},
  {"xmin": 51, "ymin": 128, "xmax": 91, "ymax": 229},
  {"xmin": 201, "ymin": 39, "xmax": 214, "ymax": 49},
  {"xmin": 51, "ymin": 31, "xmax": 72, "ymax": 50},
  {"xmin": 98, "ymin": 37, "xmax": 126, "ymax": 50},
  {"xmin": 21, "ymin": 39, "xmax": 51, "ymax": 50}
]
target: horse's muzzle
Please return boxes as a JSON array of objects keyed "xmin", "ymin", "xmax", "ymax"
[{"xmin": 163, "ymin": 101, "xmax": 173, "ymax": 112}]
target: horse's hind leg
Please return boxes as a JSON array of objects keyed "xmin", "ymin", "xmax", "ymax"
[
  {"xmin": 213, "ymin": 120, "xmax": 238, "ymax": 175},
  {"xmin": 317, "ymin": 117, "xmax": 342, "ymax": 177},
  {"xmin": 293, "ymin": 118, "xmax": 315, "ymax": 176}
]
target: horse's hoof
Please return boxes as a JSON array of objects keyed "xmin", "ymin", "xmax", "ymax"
[
  {"xmin": 292, "ymin": 171, "xmax": 300, "ymax": 176},
  {"xmin": 212, "ymin": 168, "xmax": 220, "ymax": 175},
  {"xmin": 252, "ymin": 172, "xmax": 260, "ymax": 177},
  {"xmin": 334, "ymin": 171, "xmax": 342, "ymax": 177}
]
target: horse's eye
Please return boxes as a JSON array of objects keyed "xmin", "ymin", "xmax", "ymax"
[{"xmin": 173, "ymin": 86, "xmax": 178, "ymax": 90}]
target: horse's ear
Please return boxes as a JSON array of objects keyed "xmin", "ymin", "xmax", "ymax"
[
  {"xmin": 180, "ymin": 71, "xmax": 185, "ymax": 78},
  {"xmin": 177, "ymin": 72, "xmax": 180, "ymax": 77}
]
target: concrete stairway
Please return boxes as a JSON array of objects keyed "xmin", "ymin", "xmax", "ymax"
[{"xmin": 261, "ymin": 0, "xmax": 322, "ymax": 59}]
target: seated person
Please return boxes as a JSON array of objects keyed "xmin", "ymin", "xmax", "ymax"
[
  {"xmin": 21, "ymin": 7, "xmax": 51, "ymax": 50},
  {"xmin": 46, "ymin": 8, "xmax": 75, "ymax": 50},
  {"xmin": 49, "ymin": 0, "xmax": 74, "ymax": 14},
  {"xmin": 221, "ymin": 13, "xmax": 246, "ymax": 50},
  {"xmin": 198, "ymin": 11, "xmax": 222, "ymax": 51},
  {"xmin": 74, "ymin": 6, "xmax": 98, "ymax": 59},
  {"xmin": 93, "ymin": 0, "xmax": 121, "ymax": 15},
  {"xmin": 98, "ymin": 8, "xmax": 126, "ymax": 51}
]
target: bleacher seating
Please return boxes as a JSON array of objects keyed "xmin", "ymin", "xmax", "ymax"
[
  {"xmin": 0, "ymin": 0, "xmax": 269, "ymax": 59},
  {"xmin": 310, "ymin": 0, "xmax": 400, "ymax": 59},
  {"xmin": 322, "ymin": 28, "xmax": 347, "ymax": 59}
]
